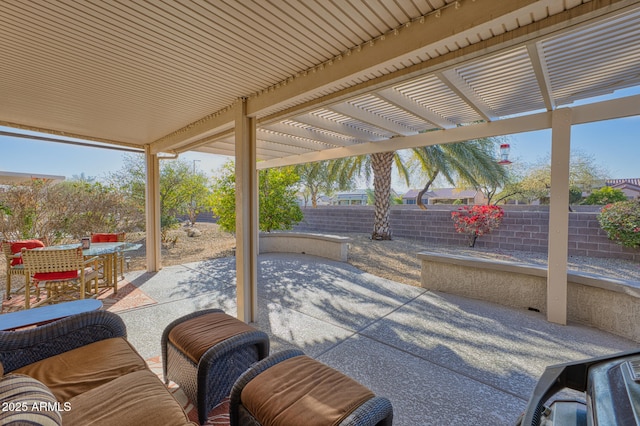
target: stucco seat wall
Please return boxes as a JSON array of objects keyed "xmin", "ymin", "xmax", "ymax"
[
  {"xmin": 259, "ymin": 232, "xmax": 351, "ymax": 262},
  {"xmin": 418, "ymin": 251, "xmax": 640, "ymax": 342}
]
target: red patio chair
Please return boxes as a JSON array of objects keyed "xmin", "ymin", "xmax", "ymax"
[
  {"xmin": 91, "ymin": 232, "xmax": 126, "ymax": 293},
  {"xmin": 2, "ymin": 239, "xmax": 45, "ymax": 299}
]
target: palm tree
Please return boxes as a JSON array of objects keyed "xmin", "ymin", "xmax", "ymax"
[
  {"xmin": 340, "ymin": 151, "xmax": 409, "ymax": 240},
  {"xmin": 343, "ymin": 138, "xmax": 508, "ymax": 240},
  {"xmin": 411, "ymin": 138, "xmax": 507, "ymax": 209}
]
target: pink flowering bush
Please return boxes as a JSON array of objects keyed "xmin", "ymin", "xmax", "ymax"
[
  {"xmin": 597, "ymin": 200, "xmax": 640, "ymax": 248},
  {"xmin": 451, "ymin": 205, "xmax": 505, "ymax": 247}
]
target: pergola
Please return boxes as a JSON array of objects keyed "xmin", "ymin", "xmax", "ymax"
[{"xmin": 2, "ymin": 0, "xmax": 640, "ymax": 324}]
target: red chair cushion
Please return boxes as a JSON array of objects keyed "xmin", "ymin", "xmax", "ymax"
[
  {"xmin": 91, "ymin": 233, "xmax": 118, "ymax": 243},
  {"xmin": 33, "ymin": 270, "xmax": 79, "ymax": 281},
  {"xmin": 10, "ymin": 240, "xmax": 45, "ymax": 266}
]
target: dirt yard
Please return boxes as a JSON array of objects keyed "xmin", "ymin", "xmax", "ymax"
[
  {"xmin": 2, "ymin": 222, "xmax": 638, "ymax": 300},
  {"xmin": 124, "ymin": 222, "xmax": 237, "ymax": 272},
  {"xmin": 122, "ymin": 223, "xmax": 425, "ymax": 287}
]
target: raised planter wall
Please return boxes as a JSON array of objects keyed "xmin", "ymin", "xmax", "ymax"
[
  {"xmin": 417, "ymin": 251, "xmax": 640, "ymax": 342},
  {"xmin": 293, "ymin": 206, "xmax": 639, "ymax": 262}
]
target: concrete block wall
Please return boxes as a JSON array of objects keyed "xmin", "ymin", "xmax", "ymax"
[{"xmin": 293, "ymin": 206, "xmax": 639, "ymax": 262}]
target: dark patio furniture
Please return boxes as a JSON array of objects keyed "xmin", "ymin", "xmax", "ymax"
[
  {"xmin": 162, "ymin": 309, "xmax": 269, "ymax": 425},
  {"xmin": 230, "ymin": 349, "xmax": 393, "ymax": 426}
]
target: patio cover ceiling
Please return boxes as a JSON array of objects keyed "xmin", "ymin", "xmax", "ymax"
[{"xmin": 2, "ymin": 0, "xmax": 640, "ymax": 166}]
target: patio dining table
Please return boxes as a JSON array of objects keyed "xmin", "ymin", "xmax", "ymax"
[{"xmin": 37, "ymin": 242, "xmax": 141, "ymax": 292}]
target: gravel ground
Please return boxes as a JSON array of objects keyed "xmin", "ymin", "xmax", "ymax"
[
  {"xmin": 1, "ymin": 223, "xmax": 638, "ymax": 299},
  {"xmin": 150, "ymin": 224, "xmax": 640, "ymax": 287},
  {"xmin": 345, "ymin": 233, "xmax": 640, "ymax": 287}
]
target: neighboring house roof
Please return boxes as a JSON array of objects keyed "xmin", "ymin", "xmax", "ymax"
[
  {"xmin": 335, "ymin": 189, "xmax": 369, "ymax": 197},
  {"xmin": 402, "ymin": 189, "xmax": 436, "ymax": 199},
  {"xmin": 334, "ymin": 189, "xmax": 399, "ymax": 200},
  {"xmin": 610, "ymin": 182, "xmax": 640, "ymax": 190},
  {"xmin": 606, "ymin": 178, "xmax": 640, "ymax": 187},
  {"xmin": 608, "ymin": 182, "xmax": 640, "ymax": 195},
  {"xmin": 333, "ymin": 189, "xmax": 369, "ymax": 200},
  {"xmin": 604, "ymin": 179, "xmax": 640, "ymax": 198},
  {"xmin": 402, "ymin": 188, "xmax": 479, "ymax": 200}
]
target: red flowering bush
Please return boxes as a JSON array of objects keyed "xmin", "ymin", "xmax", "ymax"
[
  {"xmin": 597, "ymin": 200, "xmax": 640, "ymax": 248},
  {"xmin": 451, "ymin": 205, "xmax": 505, "ymax": 247}
]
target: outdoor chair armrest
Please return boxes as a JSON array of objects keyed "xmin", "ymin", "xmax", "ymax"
[
  {"xmin": 83, "ymin": 255, "xmax": 99, "ymax": 265},
  {"xmin": 0, "ymin": 310, "xmax": 126, "ymax": 373}
]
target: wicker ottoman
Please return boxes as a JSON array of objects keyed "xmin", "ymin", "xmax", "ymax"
[
  {"xmin": 230, "ymin": 349, "xmax": 393, "ymax": 426},
  {"xmin": 162, "ymin": 309, "xmax": 270, "ymax": 425}
]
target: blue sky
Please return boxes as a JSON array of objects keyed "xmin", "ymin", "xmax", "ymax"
[{"xmin": 1, "ymin": 88, "xmax": 638, "ymax": 186}]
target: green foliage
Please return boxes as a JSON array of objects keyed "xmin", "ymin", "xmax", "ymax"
[
  {"xmin": 409, "ymin": 137, "xmax": 509, "ymax": 207},
  {"xmin": 210, "ymin": 162, "xmax": 303, "ymax": 233},
  {"xmin": 582, "ymin": 186, "xmax": 627, "ymax": 205},
  {"xmin": 597, "ymin": 200, "xmax": 640, "ymax": 248},
  {"xmin": 295, "ymin": 160, "xmax": 354, "ymax": 208},
  {"xmin": 499, "ymin": 151, "xmax": 608, "ymax": 204},
  {"xmin": 0, "ymin": 202, "xmax": 10, "ymax": 216},
  {"xmin": 209, "ymin": 162, "xmax": 237, "ymax": 233},
  {"xmin": 259, "ymin": 168, "xmax": 304, "ymax": 232},
  {"xmin": 0, "ymin": 178, "xmax": 141, "ymax": 244},
  {"xmin": 108, "ymin": 155, "xmax": 214, "ymax": 238},
  {"xmin": 569, "ymin": 186, "xmax": 583, "ymax": 204}
]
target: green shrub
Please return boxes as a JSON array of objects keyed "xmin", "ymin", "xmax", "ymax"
[
  {"xmin": 583, "ymin": 186, "xmax": 627, "ymax": 205},
  {"xmin": 597, "ymin": 200, "xmax": 640, "ymax": 248}
]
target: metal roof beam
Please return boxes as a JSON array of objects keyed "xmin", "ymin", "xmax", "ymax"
[
  {"xmin": 149, "ymin": 106, "xmax": 235, "ymax": 155},
  {"xmin": 330, "ymin": 102, "xmax": 416, "ymax": 136},
  {"xmin": 294, "ymin": 113, "xmax": 380, "ymax": 142},
  {"xmin": 435, "ymin": 70, "xmax": 499, "ymax": 122},
  {"xmin": 196, "ymin": 141, "xmax": 281, "ymax": 160},
  {"xmin": 246, "ymin": 0, "xmax": 540, "ymax": 118},
  {"xmin": 256, "ymin": 93, "xmax": 640, "ymax": 169},
  {"xmin": 263, "ymin": 122, "xmax": 358, "ymax": 147},
  {"xmin": 376, "ymin": 88, "xmax": 457, "ymax": 129},
  {"xmin": 257, "ymin": 129, "xmax": 336, "ymax": 152},
  {"xmin": 527, "ymin": 42, "xmax": 556, "ymax": 111}
]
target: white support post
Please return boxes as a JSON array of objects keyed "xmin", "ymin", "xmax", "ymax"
[
  {"xmin": 546, "ymin": 108, "xmax": 572, "ymax": 325},
  {"xmin": 144, "ymin": 146, "xmax": 162, "ymax": 272},
  {"xmin": 235, "ymin": 99, "xmax": 259, "ymax": 323}
]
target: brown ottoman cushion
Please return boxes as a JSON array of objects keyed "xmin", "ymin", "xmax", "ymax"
[
  {"xmin": 168, "ymin": 312, "xmax": 258, "ymax": 363},
  {"xmin": 241, "ymin": 355, "xmax": 374, "ymax": 426}
]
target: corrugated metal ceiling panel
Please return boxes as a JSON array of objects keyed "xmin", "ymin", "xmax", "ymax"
[
  {"xmin": 543, "ymin": 6, "xmax": 640, "ymax": 106},
  {"xmin": 3, "ymin": 0, "xmax": 640, "ymax": 164},
  {"xmin": 456, "ymin": 47, "xmax": 546, "ymax": 116},
  {"xmin": 1, "ymin": 0, "xmax": 452, "ymax": 145}
]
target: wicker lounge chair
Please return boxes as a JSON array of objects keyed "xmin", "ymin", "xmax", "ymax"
[{"xmin": 21, "ymin": 246, "xmax": 99, "ymax": 309}]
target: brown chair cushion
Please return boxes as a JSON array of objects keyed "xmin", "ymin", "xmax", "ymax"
[
  {"xmin": 62, "ymin": 369, "xmax": 195, "ymax": 426},
  {"xmin": 14, "ymin": 337, "xmax": 148, "ymax": 401},
  {"xmin": 168, "ymin": 312, "xmax": 257, "ymax": 363},
  {"xmin": 241, "ymin": 355, "xmax": 375, "ymax": 426}
]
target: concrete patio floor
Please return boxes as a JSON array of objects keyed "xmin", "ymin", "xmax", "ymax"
[{"xmin": 119, "ymin": 253, "xmax": 637, "ymax": 425}]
